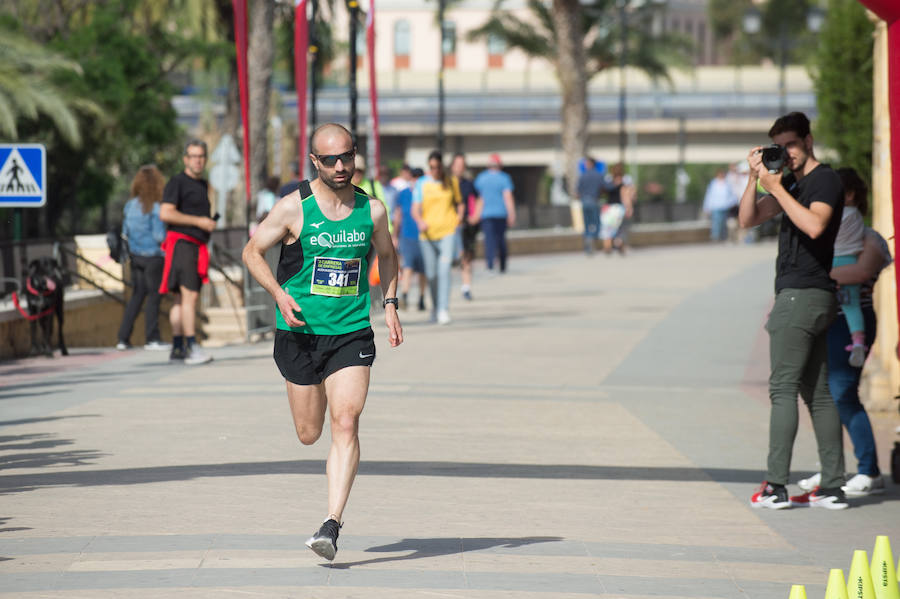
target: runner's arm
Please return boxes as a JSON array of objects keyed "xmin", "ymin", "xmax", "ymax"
[
  {"xmin": 370, "ymin": 199, "xmax": 403, "ymax": 347},
  {"xmin": 242, "ymin": 195, "xmax": 305, "ymax": 327}
]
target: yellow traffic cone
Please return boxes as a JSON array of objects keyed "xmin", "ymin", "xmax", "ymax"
[
  {"xmin": 848, "ymin": 550, "xmax": 876, "ymax": 599},
  {"xmin": 826, "ymin": 569, "xmax": 850, "ymax": 599},
  {"xmin": 871, "ymin": 536, "xmax": 900, "ymax": 599},
  {"xmin": 788, "ymin": 584, "xmax": 808, "ymax": 599}
]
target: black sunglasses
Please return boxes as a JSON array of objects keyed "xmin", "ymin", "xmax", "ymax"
[{"xmin": 315, "ymin": 150, "xmax": 355, "ymax": 167}]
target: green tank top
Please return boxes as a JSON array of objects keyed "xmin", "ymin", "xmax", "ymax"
[{"xmin": 275, "ymin": 187, "xmax": 374, "ymax": 335}]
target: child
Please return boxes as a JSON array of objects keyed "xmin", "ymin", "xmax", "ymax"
[{"xmin": 834, "ymin": 168, "xmax": 869, "ymax": 367}]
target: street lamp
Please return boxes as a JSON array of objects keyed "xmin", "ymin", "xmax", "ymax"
[
  {"xmin": 608, "ymin": 0, "xmax": 667, "ymax": 166},
  {"xmin": 743, "ymin": 4, "xmax": 824, "ymax": 116},
  {"xmin": 347, "ymin": 0, "xmax": 360, "ymax": 140}
]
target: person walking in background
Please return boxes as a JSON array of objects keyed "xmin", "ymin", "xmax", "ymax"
[
  {"xmin": 739, "ymin": 112, "xmax": 847, "ymax": 510},
  {"xmin": 577, "ymin": 157, "xmax": 605, "ymax": 255},
  {"xmin": 474, "ymin": 153, "xmax": 515, "ymax": 273},
  {"xmin": 353, "ymin": 155, "xmax": 392, "ymax": 233},
  {"xmin": 116, "ymin": 165, "xmax": 170, "ymax": 352},
  {"xmin": 377, "ymin": 165, "xmax": 398, "ymax": 217},
  {"xmin": 413, "ymin": 151, "xmax": 463, "ymax": 324},
  {"xmin": 393, "ymin": 167, "xmax": 428, "ymax": 311},
  {"xmin": 600, "ymin": 163, "xmax": 634, "ymax": 255},
  {"xmin": 451, "ymin": 152, "xmax": 481, "ymax": 300},
  {"xmin": 390, "ymin": 163, "xmax": 414, "ymax": 193},
  {"xmin": 726, "ymin": 162, "xmax": 753, "ymax": 243},
  {"xmin": 703, "ymin": 169, "xmax": 738, "ymax": 242},
  {"xmin": 158, "ymin": 140, "xmax": 215, "ymax": 366}
]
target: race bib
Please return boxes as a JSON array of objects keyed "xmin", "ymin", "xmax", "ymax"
[{"xmin": 310, "ymin": 256, "xmax": 361, "ymax": 297}]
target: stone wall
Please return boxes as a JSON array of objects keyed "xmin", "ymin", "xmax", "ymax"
[{"xmin": 0, "ymin": 289, "xmax": 174, "ymax": 361}]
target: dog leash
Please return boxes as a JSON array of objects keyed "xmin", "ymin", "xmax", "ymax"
[{"xmin": 12, "ymin": 279, "xmax": 57, "ymax": 321}]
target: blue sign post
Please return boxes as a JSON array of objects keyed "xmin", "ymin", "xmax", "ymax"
[{"xmin": 0, "ymin": 144, "xmax": 46, "ymax": 208}]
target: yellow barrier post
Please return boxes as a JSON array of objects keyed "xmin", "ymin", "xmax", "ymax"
[{"xmin": 788, "ymin": 584, "xmax": 808, "ymax": 599}]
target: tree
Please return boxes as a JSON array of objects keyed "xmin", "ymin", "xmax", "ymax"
[
  {"xmin": 3, "ymin": 0, "xmax": 219, "ymax": 236},
  {"xmin": 248, "ymin": 0, "xmax": 275, "ymax": 214},
  {"xmin": 811, "ymin": 0, "xmax": 873, "ymax": 181},
  {"xmin": 468, "ymin": 0, "xmax": 691, "ymax": 195},
  {"xmin": 0, "ymin": 23, "xmax": 96, "ymax": 149}
]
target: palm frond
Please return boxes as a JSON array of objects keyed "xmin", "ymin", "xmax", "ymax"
[{"xmin": 0, "ymin": 92, "xmax": 18, "ymax": 140}]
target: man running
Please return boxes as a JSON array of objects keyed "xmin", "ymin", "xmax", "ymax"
[{"xmin": 242, "ymin": 123, "xmax": 403, "ymax": 560}]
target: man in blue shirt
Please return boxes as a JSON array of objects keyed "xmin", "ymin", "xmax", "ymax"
[
  {"xmin": 392, "ymin": 167, "xmax": 427, "ymax": 311},
  {"xmin": 474, "ymin": 154, "xmax": 516, "ymax": 273}
]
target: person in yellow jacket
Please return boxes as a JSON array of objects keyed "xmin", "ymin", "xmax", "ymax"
[{"xmin": 411, "ymin": 150, "xmax": 463, "ymax": 325}]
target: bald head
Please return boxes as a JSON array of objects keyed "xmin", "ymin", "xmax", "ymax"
[{"xmin": 310, "ymin": 123, "xmax": 354, "ymax": 155}]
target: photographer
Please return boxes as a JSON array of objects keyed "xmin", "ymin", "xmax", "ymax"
[{"xmin": 739, "ymin": 112, "xmax": 848, "ymax": 510}]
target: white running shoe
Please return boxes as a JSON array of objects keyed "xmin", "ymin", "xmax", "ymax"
[
  {"xmin": 797, "ymin": 472, "xmax": 821, "ymax": 492},
  {"xmin": 184, "ymin": 345, "xmax": 212, "ymax": 365},
  {"xmin": 841, "ymin": 473, "xmax": 885, "ymax": 497},
  {"xmin": 144, "ymin": 340, "xmax": 172, "ymax": 351},
  {"xmin": 437, "ymin": 310, "xmax": 452, "ymax": 325}
]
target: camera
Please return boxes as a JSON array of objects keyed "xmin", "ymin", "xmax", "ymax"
[{"xmin": 759, "ymin": 144, "xmax": 786, "ymax": 173}]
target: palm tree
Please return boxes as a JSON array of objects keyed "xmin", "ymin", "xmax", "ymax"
[
  {"xmin": 0, "ymin": 25, "xmax": 94, "ymax": 148},
  {"xmin": 469, "ymin": 0, "xmax": 691, "ymax": 195}
]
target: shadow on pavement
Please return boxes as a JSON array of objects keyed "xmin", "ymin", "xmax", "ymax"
[
  {"xmin": 328, "ymin": 536, "xmax": 564, "ymax": 569},
  {"xmin": 0, "ymin": 458, "xmax": 771, "ymax": 495},
  {"xmin": 0, "ymin": 430, "xmax": 105, "ymax": 471},
  {"xmin": 0, "ymin": 415, "xmax": 99, "ymax": 429}
]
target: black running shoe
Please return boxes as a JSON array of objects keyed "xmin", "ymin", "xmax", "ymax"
[
  {"xmin": 809, "ymin": 487, "xmax": 850, "ymax": 510},
  {"xmin": 169, "ymin": 346, "xmax": 185, "ymax": 362},
  {"xmin": 305, "ymin": 518, "xmax": 341, "ymax": 560},
  {"xmin": 750, "ymin": 481, "xmax": 791, "ymax": 509}
]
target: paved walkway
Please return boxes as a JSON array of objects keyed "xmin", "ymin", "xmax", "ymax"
[{"xmin": 1, "ymin": 243, "xmax": 898, "ymax": 598}]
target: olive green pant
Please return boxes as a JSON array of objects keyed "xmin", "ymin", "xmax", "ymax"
[{"xmin": 766, "ymin": 288, "xmax": 844, "ymax": 488}]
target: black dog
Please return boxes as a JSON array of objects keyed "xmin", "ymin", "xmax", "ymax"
[{"xmin": 23, "ymin": 257, "xmax": 68, "ymax": 357}]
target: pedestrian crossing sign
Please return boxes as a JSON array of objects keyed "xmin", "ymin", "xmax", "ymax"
[{"xmin": 0, "ymin": 144, "xmax": 46, "ymax": 207}]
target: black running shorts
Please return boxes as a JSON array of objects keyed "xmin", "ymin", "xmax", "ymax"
[
  {"xmin": 273, "ymin": 327, "xmax": 376, "ymax": 385},
  {"xmin": 167, "ymin": 240, "xmax": 201, "ymax": 292}
]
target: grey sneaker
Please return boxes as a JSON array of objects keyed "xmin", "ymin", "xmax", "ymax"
[
  {"xmin": 115, "ymin": 341, "xmax": 130, "ymax": 351},
  {"xmin": 305, "ymin": 518, "xmax": 341, "ymax": 561},
  {"xmin": 184, "ymin": 345, "xmax": 212, "ymax": 365},
  {"xmin": 144, "ymin": 340, "xmax": 172, "ymax": 351}
]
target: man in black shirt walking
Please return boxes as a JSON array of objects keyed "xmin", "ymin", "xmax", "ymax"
[
  {"xmin": 159, "ymin": 140, "xmax": 216, "ymax": 365},
  {"xmin": 738, "ymin": 112, "xmax": 848, "ymax": 510}
]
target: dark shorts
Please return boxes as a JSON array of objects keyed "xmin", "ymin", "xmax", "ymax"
[
  {"xmin": 398, "ymin": 237, "xmax": 424, "ymax": 273},
  {"xmin": 167, "ymin": 241, "xmax": 201, "ymax": 292},
  {"xmin": 274, "ymin": 327, "xmax": 376, "ymax": 385},
  {"xmin": 461, "ymin": 223, "xmax": 480, "ymax": 255}
]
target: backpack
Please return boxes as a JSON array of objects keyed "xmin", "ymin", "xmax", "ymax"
[{"xmin": 106, "ymin": 223, "xmax": 127, "ymax": 264}]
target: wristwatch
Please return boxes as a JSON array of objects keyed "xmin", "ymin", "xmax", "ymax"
[{"xmin": 383, "ymin": 297, "xmax": 399, "ymax": 309}]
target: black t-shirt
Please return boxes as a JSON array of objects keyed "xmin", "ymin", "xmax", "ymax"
[
  {"xmin": 774, "ymin": 164, "xmax": 843, "ymax": 293},
  {"xmin": 162, "ymin": 172, "xmax": 211, "ymax": 243}
]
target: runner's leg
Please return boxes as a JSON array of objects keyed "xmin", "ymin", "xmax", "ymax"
[
  {"xmin": 322, "ymin": 365, "xmax": 369, "ymax": 521},
  {"xmin": 286, "ymin": 380, "xmax": 328, "ymax": 445}
]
